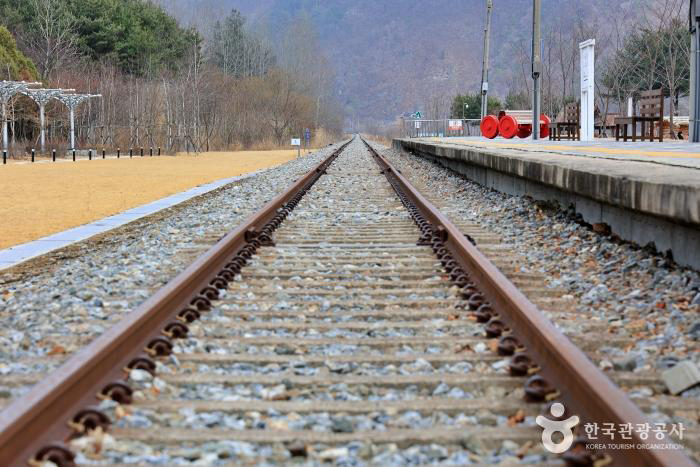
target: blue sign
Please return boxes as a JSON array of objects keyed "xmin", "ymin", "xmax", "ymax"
[{"xmin": 304, "ymin": 128, "xmax": 311, "ymax": 142}]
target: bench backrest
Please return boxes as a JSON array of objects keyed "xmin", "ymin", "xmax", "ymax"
[
  {"xmin": 563, "ymin": 102, "xmax": 579, "ymax": 123},
  {"xmin": 500, "ymin": 110, "xmax": 533, "ymax": 124},
  {"xmin": 639, "ymin": 89, "xmax": 663, "ymax": 120}
]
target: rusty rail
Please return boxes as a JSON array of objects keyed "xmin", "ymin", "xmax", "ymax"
[
  {"xmin": 0, "ymin": 139, "xmax": 351, "ymax": 467},
  {"xmin": 362, "ymin": 137, "xmax": 693, "ymax": 467}
]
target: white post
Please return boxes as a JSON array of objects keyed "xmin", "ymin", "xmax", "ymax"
[
  {"xmin": 531, "ymin": 0, "xmax": 542, "ymax": 140},
  {"xmin": 1, "ymin": 102, "xmax": 7, "ymax": 152},
  {"xmin": 70, "ymin": 107, "xmax": 75, "ymax": 150},
  {"xmin": 627, "ymin": 97, "xmax": 634, "ymax": 117},
  {"xmin": 579, "ymin": 39, "xmax": 595, "ymax": 141},
  {"xmin": 692, "ymin": 0, "xmax": 700, "ymax": 141},
  {"xmin": 480, "ymin": 0, "xmax": 493, "ymax": 120},
  {"xmin": 39, "ymin": 103, "xmax": 45, "ymax": 153}
]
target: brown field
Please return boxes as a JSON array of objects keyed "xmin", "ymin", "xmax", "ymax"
[{"xmin": 0, "ymin": 150, "xmax": 305, "ymax": 249}]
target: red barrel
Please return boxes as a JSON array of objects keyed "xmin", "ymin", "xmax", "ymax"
[
  {"xmin": 539, "ymin": 114, "xmax": 551, "ymax": 138},
  {"xmin": 517, "ymin": 125, "xmax": 531, "ymax": 138},
  {"xmin": 480, "ymin": 115, "xmax": 499, "ymax": 139},
  {"xmin": 498, "ymin": 115, "xmax": 518, "ymax": 139}
]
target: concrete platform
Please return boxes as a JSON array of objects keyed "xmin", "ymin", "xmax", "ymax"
[
  {"xmin": 0, "ymin": 170, "xmax": 264, "ymax": 271},
  {"xmin": 393, "ymin": 137, "xmax": 700, "ymax": 269}
]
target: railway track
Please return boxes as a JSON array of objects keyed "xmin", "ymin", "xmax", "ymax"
[{"xmin": 0, "ymin": 136, "xmax": 695, "ymax": 465}]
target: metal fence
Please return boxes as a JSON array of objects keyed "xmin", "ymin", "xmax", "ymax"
[{"xmin": 401, "ymin": 119, "xmax": 481, "ymax": 138}]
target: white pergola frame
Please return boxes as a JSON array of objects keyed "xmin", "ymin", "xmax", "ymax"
[
  {"xmin": 21, "ymin": 88, "xmax": 75, "ymax": 153},
  {"xmin": 0, "ymin": 80, "xmax": 40, "ymax": 152},
  {"xmin": 54, "ymin": 93, "xmax": 101, "ymax": 150},
  {"xmin": 0, "ymin": 81, "xmax": 102, "ymax": 154}
]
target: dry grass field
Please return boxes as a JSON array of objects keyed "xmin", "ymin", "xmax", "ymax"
[{"xmin": 0, "ymin": 150, "xmax": 304, "ymax": 249}]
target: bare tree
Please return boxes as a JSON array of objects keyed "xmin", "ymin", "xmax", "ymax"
[
  {"xmin": 278, "ymin": 13, "xmax": 334, "ymax": 125},
  {"xmin": 651, "ymin": 0, "xmax": 690, "ymax": 138},
  {"xmin": 555, "ymin": 23, "xmax": 576, "ymax": 107},
  {"xmin": 264, "ymin": 70, "xmax": 311, "ymax": 145},
  {"xmin": 25, "ymin": 0, "xmax": 78, "ymax": 79},
  {"xmin": 600, "ymin": 0, "xmax": 690, "ymax": 138}
]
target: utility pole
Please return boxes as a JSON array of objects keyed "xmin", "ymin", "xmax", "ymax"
[
  {"xmin": 480, "ymin": 0, "xmax": 494, "ymax": 120},
  {"xmin": 691, "ymin": 0, "xmax": 700, "ymax": 142},
  {"xmin": 531, "ymin": 0, "xmax": 542, "ymax": 140}
]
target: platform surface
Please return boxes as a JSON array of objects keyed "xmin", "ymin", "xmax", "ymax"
[
  {"xmin": 424, "ymin": 136, "xmax": 700, "ymax": 170},
  {"xmin": 395, "ymin": 137, "xmax": 700, "ymax": 224}
]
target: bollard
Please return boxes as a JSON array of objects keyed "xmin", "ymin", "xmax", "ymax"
[
  {"xmin": 52, "ymin": 149, "xmax": 56, "ymax": 162},
  {"xmin": 72, "ymin": 150, "xmax": 76, "ymax": 161},
  {"xmin": 129, "ymin": 148, "xmax": 133, "ymax": 158},
  {"xmin": 158, "ymin": 147, "xmax": 161, "ymax": 156},
  {"xmin": 3, "ymin": 150, "xmax": 6, "ymax": 164},
  {"xmin": 31, "ymin": 149, "xmax": 35, "ymax": 163},
  {"xmin": 88, "ymin": 149, "xmax": 92, "ymax": 160},
  {"xmin": 117, "ymin": 148, "xmax": 120, "ymax": 159},
  {"xmin": 150, "ymin": 147, "xmax": 153, "ymax": 157},
  {"xmin": 140, "ymin": 147, "xmax": 144, "ymax": 157},
  {"xmin": 102, "ymin": 149, "xmax": 106, "ymax": 159}
]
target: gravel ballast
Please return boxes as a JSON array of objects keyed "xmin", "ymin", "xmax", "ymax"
[
  {"xmin": 66, "ymin": 138, "xmax": 554, "ymax": 465},
  {"xmin": 3, "ymin": 138, "xmax": 697, "ymax": 465}
]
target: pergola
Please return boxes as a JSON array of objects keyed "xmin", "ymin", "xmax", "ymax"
[
  {"xmin": 54, "ymin": 93, "xmax": 101, "ymax": 150},
  {"xmin": 21, "ymin": 88, "xmax": 75, "ymax": 153},
  {"xmin": 0, "ymin": 80, "xmax": 101, "ymax": 153},
  {"xmin": 0, "ymin": 80, "xmax": 40, "ymax": 152}
]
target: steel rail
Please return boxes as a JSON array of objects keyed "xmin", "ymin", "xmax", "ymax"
[
  {"xmin": 0, "ymin": 139, "xmax": 352, "ymax": 467},
  {"xmin": 362, "ymin": 137, "xmax": 693, "ymax": 467}
]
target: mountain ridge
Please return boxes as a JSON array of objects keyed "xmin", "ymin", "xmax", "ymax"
[{"xmin": 156, "ymin": 0, "xmax": 625, "ymax": 122}]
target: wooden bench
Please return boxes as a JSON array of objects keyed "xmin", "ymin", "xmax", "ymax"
[
  {"xmin": 614, "ymin": 89, "xmax": 664, "ymax": 142},
  {"xmin": 548, "ymin": 102, "xmax": 579, "ymax": 141},
  {"xmin": 496, "ymin": 110, "xmax": 550, "ymax": 139},
  {"xmin": 595, "ymin": 113, "xmax": 618, "ymax": 137}
]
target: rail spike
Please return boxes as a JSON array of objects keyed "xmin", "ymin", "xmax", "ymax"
[
  {"xmin": 244, "ymin": 228, "xmax": 259, "ymax": 243},
  {"xmin": 485, "ymin": 317, "xmax": 508, "ymax": 338},
  {"xmin": 177, "ymin": 307, "xmax": 200, "ymax": 323},
  {"xmin": 99, "ymin": 381, "xmax": 134, "ymax": 404},
  {"xmin": 126, "ymin": 355, "xmax": 157, "ymax": 375},
  {"xmin": 33, "ymin": 443, "xmax": 76, "ymax": 467},
  {"xmin": 145, "ymin": 336, "xmax": 173, "ymax": 357},
  {"xmin": 190, "ymin": 294, "xmax": 212, "ymax": 311},
  {"xmin": 497, "ymin": 335, "xmax": 521, "ymax": 356},
  {"xmin": 474, "ymin": 303, "xmax": 494, "ymax": 323},
  {"xmin": 509, "ymin": 352, "xmax": 535, "ymax": 376},
  {"xmin": 524, "ymin": 374, "xmax": 557, "ymax": 402},
  {"xmin": 562, "ymin": 438, "xmax": 599, "ymax": 466},
  {"xmin": 163, "ymin": 321, "xmax": 189, "ymax": 339},
  {"xmin": 68, "ymin": 407, "xmax": 110, "ymax": 434}
]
